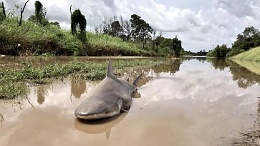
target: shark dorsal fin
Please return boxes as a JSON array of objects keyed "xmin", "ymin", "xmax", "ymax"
[{"xmin": 107, "ymin": 57, "xmax": 115, "ymax": 78}]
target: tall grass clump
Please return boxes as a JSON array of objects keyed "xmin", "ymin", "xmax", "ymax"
[{"xmin": 0, "ymin": 18, "xmax": 82, "ymax": 55}]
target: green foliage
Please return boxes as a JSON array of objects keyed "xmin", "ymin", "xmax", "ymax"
[
  {"xmin": 226, "ymin": 49, "xmax": 244, "ymax": 57},
  {"xmin": 71, "ymin": 9, "xmax": 87, "ymax": 43},
  {"xmin": 0, "ymin": 2, "xmax": 6, "ymax": 22},
  {"xmin": 130, "ymin": 14, "xmax": 153, "ymax": 45},
  {"xmin": 231, "ymin": 46, "xmax": 260, "ymax": 62},
  {"xmin": 110, "ymin": 20, "xmax": 123, "ymax": 36},
  {"xmin": 71, "ymin": 10, "xmax": 86, "ymax": 34},
  {"xmin": 35, "ymin": 1, "xmax": 43, "ymax": 23},
  {"xmin": 232, "ymin": 26, "xmax": 260, "ymax": 51},
  {"xmin": 207, "ymin": 44, "xmax": 231, "ymax": 58},
  {"xmin": 0, "ymin": 17, "xmax": 155, "ymax": 56},
  {"xmin": 172, "ymin": 36, "xmax": 183, "ymax": 57}
]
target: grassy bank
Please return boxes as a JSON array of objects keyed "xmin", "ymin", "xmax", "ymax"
[
  {"xmin": 230, "ymin": 46, "xmax": 260, "ymax": 62},
  {"xmin": 0, "ymin": 18, "xmax": 156, "ymax": 56},
  {"xmin": 0, "ymin": 59, "xmax": 158, "ymax": 99}
]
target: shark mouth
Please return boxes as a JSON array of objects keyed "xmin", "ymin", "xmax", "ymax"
[{"xmin": 75, "ymin": 110, "xmax": 120, "ymax": 120}]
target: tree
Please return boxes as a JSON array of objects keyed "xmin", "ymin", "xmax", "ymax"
[
  {"xmin": 110, "ymin": 20, "xmax": 123, "ymax": 37},
  {"xmin": 172, "ymin": 36, "xmax": 183, "ymax": 57},
  {"xmin": 232, "ymin": 26, "xmax": 260, "ymax": 51},
  {"xmin": 71, "ymin": 9, "xmax": 87, "ymax": 42},
  {"xmin": 35, "ymin": 1, "xmax": 43, "ymax": 23},
  {"xmin": 0, "ymin": 2, "xmax": 6, "ymax": 21},
  {"xmin": 119, "ymin": 16, "xmax": 132, "ymax": 41},
  {"xmin": 207, "ymin": 44, "xmax": 231, "ymax": 58},
  {"xmin": 19, "ymin": 0, "xmax": 29, "ymax": 25},
  {"xmin": 130, "ymin": 14, "xmax": 153, "ymax": 49}
]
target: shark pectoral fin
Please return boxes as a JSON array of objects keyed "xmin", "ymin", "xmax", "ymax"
[
  {"xmin": 133, "ymin": 73, "xmax": 143, "ymax": 87},
  {"xmin": 121, "ymin": 108, "xmax": 129, "ymax": 113}
]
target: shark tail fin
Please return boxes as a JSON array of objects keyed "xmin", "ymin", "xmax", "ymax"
[
  {"xmin": 133, "ymin": 72, "xmax": 143, "ymax": 87},
  {"xmin": 107, "ymin": 57, "xmax": 116, "ymax": 78}
]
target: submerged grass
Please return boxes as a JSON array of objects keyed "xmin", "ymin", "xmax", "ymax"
[{"xmin": 0, "ymin": 59, "xmax": 157, "ymax": 99}]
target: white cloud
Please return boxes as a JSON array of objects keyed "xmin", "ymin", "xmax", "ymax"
[{"xmin": 2, "ymin": 0, "xmax": 260, "ymax": 52}]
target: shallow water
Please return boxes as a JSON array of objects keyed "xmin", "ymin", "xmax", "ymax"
[{"xmin": 1, "ymin": 57, "xmax": 260, "ymax": 146}]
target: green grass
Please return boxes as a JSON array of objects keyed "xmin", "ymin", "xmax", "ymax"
[
  {"xmin": 0, "ymin": 59, "xmax": 158, "ymax": 99},
  {"xmin": 0, "ymin": 18, "xmax": 156, "ymax": 56},
  {"xmin": 230, "ymin": 46, "xmax": 260, "ymax": 62}
]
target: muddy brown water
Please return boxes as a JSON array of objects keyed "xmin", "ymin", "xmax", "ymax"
[{"xmin": 1, "ymin": 57, "xmax": 260, "ymax": 146}]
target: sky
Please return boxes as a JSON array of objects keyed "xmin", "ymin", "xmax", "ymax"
[{"xmin": 2, "ymin": 0, "xmax": 260, "ymax": 52}]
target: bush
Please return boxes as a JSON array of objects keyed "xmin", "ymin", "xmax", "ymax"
[{"xmin": 226, "ymin": 49, "xmax": 245, "ymax": 57}]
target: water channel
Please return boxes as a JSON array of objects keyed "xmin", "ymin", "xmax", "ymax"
[{"xmin": 0, "ymin": 57, "xmax": 260, "ymax": 146}]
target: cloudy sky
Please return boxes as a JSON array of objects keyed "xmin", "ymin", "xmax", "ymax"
[{"xmin": 2, "ymin": 0, "xmax": 260, "ymax": 52}]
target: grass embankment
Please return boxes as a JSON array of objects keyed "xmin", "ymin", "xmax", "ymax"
[
  {"xmin": 230, "ymin": 46, "xmax": 260, "ymax": 62},
  {"xmin": 230, "ymin": 46, "xmax": 260, "ymax": 75},
  {"xmin": 0, "ymin": 59, "xmax": 157, "ymax": 99},
  {"xmin": 0, "ymin": 18, "xmax": 156, "ymax": 56}
]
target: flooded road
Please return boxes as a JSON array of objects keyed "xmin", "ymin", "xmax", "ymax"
[{"xmin": 1, "ymin": 57, "xmax": 260, "ymax": 146}]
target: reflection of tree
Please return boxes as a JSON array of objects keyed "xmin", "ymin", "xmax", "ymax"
[
  {"xmin": 36, "ymin": 86, "xmax": 46, "ymax": 104},
  {"xmin": 228, "ymin": 60, "xmax": 260, "ymax": 89},
  {"xmin": 206, "ymin": 58, "xmax": 229, "ymax": 71},
  {"xmin": 71, "ymin": 79, "xmax": 86, "ymax": 99},
  {"xmin": 152, "ymin": 59, "xmax": 182, "ymax": 75},
  {"xmin": 183, "ymin": 57, "xmax": 206, "ymax": 63}
]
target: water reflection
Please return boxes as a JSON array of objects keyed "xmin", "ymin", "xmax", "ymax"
[
  {"xmin": 0, "ymin": 58, "xmax": 260, "ymax": 146},
  {"xmin": 228, "ymin": 60, "xmax": 260, "ymax": 89},
  {"xmin": 152, "ymin": 59, "xmax": 182, "ymax": 75},
  {"xmin": 74, "ymin": 113, "xmax": 127, "ymax": 140},
  {"xmin": 70, "ymin": 79, "xmax": 86, "ymax": 99},
  {"xmin": 36, "ymin": 86, "xmax": 47, "ymax": 104},
  {"xmin": 206, "ymin": 58, "xmax": 260, "ymax": 88},
  {"xmin": 183, "ymin": 56, "xmax": 207, "ymax": 63},
  {"xmin": 206, "ymin": 58, "xmax": 229, "ymax": 71}
]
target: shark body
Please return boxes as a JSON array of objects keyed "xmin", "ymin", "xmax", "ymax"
[{"xmin": 75, "ymin": 59, "xmax": 142, "ymax": 120}]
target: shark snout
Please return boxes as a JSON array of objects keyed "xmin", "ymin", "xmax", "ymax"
[{"xmin": 75, "ymin": 99, "xmax": 123, "ymax": 120}]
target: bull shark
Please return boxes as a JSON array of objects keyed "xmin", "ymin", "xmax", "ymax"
[{"xmin": 75, "ymin": 58, "xmax": 142, "ymax": 120}]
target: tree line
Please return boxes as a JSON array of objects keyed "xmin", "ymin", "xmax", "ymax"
[
  {"xmin": 0, "ymin": 0, "xmax": 184, "ymax": 57},
  {"xmin": 207, "ymin": 26, "xmax": 260, "ymax": 58},
  {"xmin": 95, "ymin": 14, "xmax": 183, "ymax": 57}
]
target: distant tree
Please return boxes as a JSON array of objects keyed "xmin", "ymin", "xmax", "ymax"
[
  {"xmin": 110, "ymin": 20, "xmax": 123, "ymax": 36},
  {"xmin": 207, "ymin": 44, "xmax": 231, "ymax": 58},
  {"xmin": 19, "ymin": 0, "xmax": 29, "ymax": 25},
  {"xmin": 0, "ymin": 2, "xmax": 6, "ymax": 21},
  {"xmin": 35, "ymin": 1, "xmax": 43, "ymax": 23},
  {"xmin": 172, "ymin": 36, "xmax": 183, "ymax": 57},
  {"xmin": 71, "ymin": 9, "xmax": 87, "ymax": 42},
  {"xmin": 130, "ymin": 14, "xmax": 153, "ymax": 49},
  {"xmin": 119, "ymin": 16, "xmax": 132, "ymax": 41},
  {"xmin": 232, "ymin": 26, "xmax": 260, "ymax": 51},
  {"xmin": 195, "ymin": 50, "xmax": 207, "ymax": 56},
  {"xmin": 49, "ymin": 21, "xmax": 60, "ymax": 28}
]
